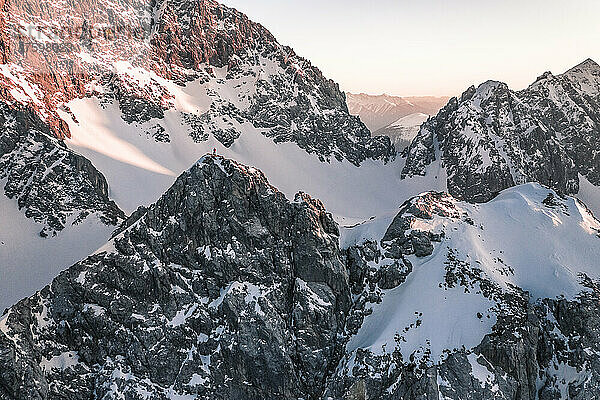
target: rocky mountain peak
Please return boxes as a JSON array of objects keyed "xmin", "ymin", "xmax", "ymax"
[
  {"xmin": 457, "ymin": 80, "xmax": 509, "ymax": 105},
  {"xmin": 0, "ymin": 154, "xmax": 352, "ymax": 399},
  {"xmin": 566, "ymin": 57, "xmax": 600, "ymax": 74},
  {"xmin": 533, "ymin": 71, "xmax": 554, "ymax": 84},
  {"xmin": 402, "ymin": 59, "xmax": 600, "ymax": 204},
  {"xmin": 0, "ymin": 0, "xmax": 393, "ymax": 164},
  {"xmin": 560, "ymin": 57, "xmax": 600, "ymax": 98},
  {"xmin": 0, "ymin": 0, "xmax": 395, "ymax": 310}
]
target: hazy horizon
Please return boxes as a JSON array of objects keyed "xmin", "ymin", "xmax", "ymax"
[{"xmin": 221, "ymin": 0, "xmax": 600, "ymax": 97}]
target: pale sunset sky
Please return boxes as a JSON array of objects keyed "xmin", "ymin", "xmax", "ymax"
[{"xmin": 221, "ymin": 0, "xmax": 600, "ymax": 97}]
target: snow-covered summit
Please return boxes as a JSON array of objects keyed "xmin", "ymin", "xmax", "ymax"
[{"xmin": 329, "ymin": 182, "xmax": 600, "ymax": 398}]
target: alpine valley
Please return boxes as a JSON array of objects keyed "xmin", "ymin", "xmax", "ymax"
[{"xmin": 0, "ymin": 1, "xmax": 600, "ymax": 399}]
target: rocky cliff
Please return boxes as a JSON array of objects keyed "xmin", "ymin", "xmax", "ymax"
[
  {"xmin": 402, "ymin": 59, "xmax": 600, "ymax": 203},
  {"xmin": 0, "ymin": 0, "xmax": 396, "ymax": 312},
  {"xmin": 0, "ymin": 102, "xmax": 123, "ymax": 236},
  {"xmin": 2, "ymin": 1, "xmax": 600, "ymax": 399},
  {"xmin": 0, "ymin": 156, "xmax": 351, "ymax": 399}
]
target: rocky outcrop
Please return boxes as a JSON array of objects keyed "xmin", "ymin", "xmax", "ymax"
[
  {"xmin": 368, "ymin": 289, "xmax": 600, "ymax": 400},
  {"xmin": 0, "ymin": 102, "xmax": 124, "ymax": 234},
  {"xmin": 402, "ymin": 59, "xmax": 600, "ymax": 203},
  {"xmin": 329, "ymin": 292, "xmax": 600, "ymax": 400},
  {"xmin": 0, "ymin": 156, "xmax": 351, "ymax": 399}
]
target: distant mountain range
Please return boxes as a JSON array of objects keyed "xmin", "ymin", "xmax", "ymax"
[{"xmin": 346, "ymin": 93, "xmax": 450, "ymax": 132}]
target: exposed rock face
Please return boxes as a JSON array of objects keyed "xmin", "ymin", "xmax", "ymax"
[
  {"xmin": 151, "ymin": 0, "xmax": 277, "ymax": 71},
  {"xmin": 0, "ymin": 102, "xmax": 124, "ymax": 235},
  {"xmin": 402, "ymin": 59, "xmax": 600, "ymax": 202},
  {"xmin": 0, "ymin": 0, "xmax": 394, "ymax": 165},
  {"xmin": 0, "ymin": 99, "xmax": 124, "ymax": 313},
  {"xmin": 1, "ymin": 157, "xmax": 600, "ymax": 399},
  {"xmin": 0, "ymin": 156, "xmax": 351, "ymax": 399},
  {"xmin": 331, "ymin": 290, "xmax": 600, "ymax": 400}
]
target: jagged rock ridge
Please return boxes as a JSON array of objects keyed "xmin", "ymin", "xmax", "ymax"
[
  {"xmin": 0, "ymin": 0, "xmax": 395, "ymax": 309},
  {"xmin": 0, "ymin": 102, "xmax": 124, "ymax": 235},
  {"xmin": 0, "ymin": 0, "xmax": 394, "ymax": 165},
  {"xmin": 2, "ymin": 157, "xmax": 600, "ymax": 399},
  {"xmin": 402, "ymin": 59, "xmax": 600, "ymax": 203},
  {"xmin": 0, "ymin": 156, "xmax": 351, "ymax": 399}
]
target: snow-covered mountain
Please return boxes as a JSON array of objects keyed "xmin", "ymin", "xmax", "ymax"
[
  {"xmin": 346, "ymin": 93, "xmax": 449, "ymax": 132},
  {"xmin": 330, "ymin": 182, "xmax": 600, "ymax": 399},
  {"xmin": 2, "ymin": 156, "xmax": 600, "ymax": 399},
  {"xmin": 1, "ymin": 0, "xmax": 393, "ymax": 164},
  {"xmin": 1, "ymin": 0, "xmax": 600, "ymax": 398},
  {"xmin": 0, "ymin": 0, "xmax": 416, "ymax": 222},
  {"xmin": 403, "ymin": 59, "xmax": 600, "ymax": 212},
  {"xmin": 0, "ymin": 101, "xmax": 125, "ymax": 310},
  {"xmin": 374, "ymin": 112, "xmax": 430, "ymax": 152},
  {"xmin": 0, "ymin": 0, "xmax": 402, "ymax": 309}
]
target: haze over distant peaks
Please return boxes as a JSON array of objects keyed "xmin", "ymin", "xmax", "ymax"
[{"xmin": 346, "ymin": 92, "xmax": 449, "ymax": 132}]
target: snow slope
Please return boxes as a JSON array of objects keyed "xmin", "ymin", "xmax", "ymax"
[
  {"xmin": 387, "ymin": 113, "xmax": 430, "ymax": 131},
  {"xmin": 61, "ymin": 72, "xmax": 447, "ymax": 222},
  {"xmin": 0, "ymin": 190, "xmax": 115, "ymax": 311},
  {"xmin": 344, "ymin": 183, "xmax": 600, "ymax": 365},
  {"xmin": 578, "ymin": 174, "xmax": 600, "ymax": 218}
]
